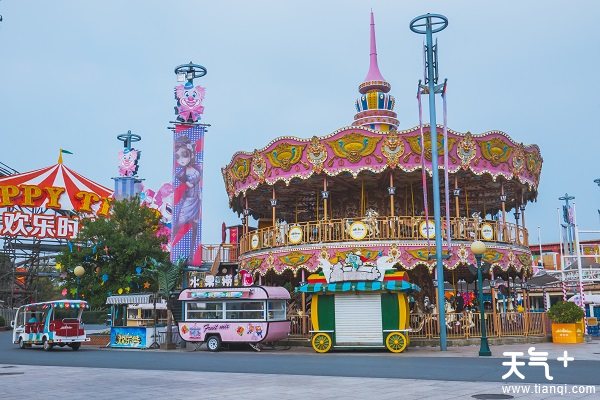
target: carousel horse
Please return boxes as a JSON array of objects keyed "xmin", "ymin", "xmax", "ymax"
[
  {"xmin": 462, "ymin": 310, "xmax": 476, "ymax": 329},
  {"xmin": 444, "ymin": 300, "xmax": 461, "ymax": 329},
  {"xmin": 361, "ymin": 208, "xmax": 380, "ymax": 237}
]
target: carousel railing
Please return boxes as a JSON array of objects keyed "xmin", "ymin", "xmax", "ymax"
[
  {"xmin": 240, "ymin": 216, "xmax": 528, "ymax": 254},
  {"xmin": 288, "ymin": 311, "xmax": 547, "ymax": 339},
  {"xmin": 408, "ymin": 312, "xmax": 547, "ymax": 339}
]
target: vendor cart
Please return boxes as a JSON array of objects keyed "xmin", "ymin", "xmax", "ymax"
[{"xmin": 297, "ymin": 270, "xmax": 419, "ymax": 353}]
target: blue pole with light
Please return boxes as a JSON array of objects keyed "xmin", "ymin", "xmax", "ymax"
[
  {"xmin": 472, "ymin": 241, "xmax": 492, "ymax": 356},
  {"xmin": 410, "ymin": 13, "xmax": 449, "ymax": 351},
  {"xmin": 594, "ymin": 179, "xmax": 600, "ymax": 223}
]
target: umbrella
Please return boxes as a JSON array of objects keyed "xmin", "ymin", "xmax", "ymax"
[{"xmin": 568, "ymin": 294, "xmax": 600, "ymax": 305}]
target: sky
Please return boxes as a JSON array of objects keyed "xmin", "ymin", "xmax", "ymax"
[{"xmin": 1, "ymin": 0, "xmax": 599, "ymax": 245}]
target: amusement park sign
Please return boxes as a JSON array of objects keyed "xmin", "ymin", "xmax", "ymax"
[
  {"xmin": 0, "ymin": 183, "xmax": 112, "ymax": 240},
  {"xmin": 0, "ymin": 211, "xmax": 79, "ymax": 239},
  {"xmin": 0, "ymin": 184, "xmax": 111, "ymax": 215}
]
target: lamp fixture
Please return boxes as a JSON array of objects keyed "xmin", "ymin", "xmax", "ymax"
[
  {"xmin": 321, "ymin": 190, "xmax": 329, "ymax": 200},
  {"xmin": 387, "ymin": 186, "xmax": 396, "ymax": 196}
]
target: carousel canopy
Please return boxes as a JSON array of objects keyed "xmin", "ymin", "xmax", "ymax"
[
  {"xmin": 222, "ymin": 125, "xmax": 542, "ymax": 219},
  {"xmin": 0, "ymin": 162, "xmax": 112, "ymax": 211}
]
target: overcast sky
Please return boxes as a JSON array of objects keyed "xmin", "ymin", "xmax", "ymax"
[{"xmin": 1, "ymin": 1, "xmax": 599, "ymax": 244}]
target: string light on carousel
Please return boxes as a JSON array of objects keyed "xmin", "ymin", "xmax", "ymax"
[{"xmin": 221, "ymin": 12, "xmax": 542, "ymax": 352}]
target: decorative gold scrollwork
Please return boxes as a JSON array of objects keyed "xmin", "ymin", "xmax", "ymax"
[
  {"xmin": 266, "ymin": 143, "xmax": 305, "ymax": 171},
  {"xmin": 327, "ymin": 132, "xmax": 381, "ymax": 163},
  {"xmin": 479, "ymin": 138, "xmax": 513, "ymax": 166}
]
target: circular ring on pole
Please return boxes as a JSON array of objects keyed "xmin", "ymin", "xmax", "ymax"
[
  {"xmin": 117, "ymin": 130, "xmax": 142, "ymax": 145},
  {"xmin": 409, "ymin": 13, "xmax": 448, "ymax": 34},
  {"xmin": 174, "ymin": 61, "xmax": 207, "ymax": 81}
]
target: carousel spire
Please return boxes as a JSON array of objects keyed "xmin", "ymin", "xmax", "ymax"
[
  {"xmin": 364, "ymin": 10, "xmax": 386, "ymax": 84},
  {"xmin": 353, "ymin": 11, "xmax": 398, "ymax": 131}
]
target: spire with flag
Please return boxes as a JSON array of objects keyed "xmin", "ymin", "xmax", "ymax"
[{"xmin": 58, "ymin": 148, "xmax": 73, "ymax": 164}]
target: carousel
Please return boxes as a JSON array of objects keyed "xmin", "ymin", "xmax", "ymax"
[{"xmin": 221, "ymin": 14, "xmax": 542, "ymax": 322}]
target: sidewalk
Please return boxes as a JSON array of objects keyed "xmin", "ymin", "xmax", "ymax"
[{"xmin": 1, "ymin": 364, "xmax": 596, "ymax": 400}]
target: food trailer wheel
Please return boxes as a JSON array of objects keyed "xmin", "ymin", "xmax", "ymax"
[
  {"xmin": 311, "ymin": 333, "xmax": 332, "ymax": 353},
  {"xmin": 385, "ymin": 332, "xmax": 407, "ymax": 353},
  {"xmin": 206, "ymin": 335, "xmax": 222, "ymax": 352}
]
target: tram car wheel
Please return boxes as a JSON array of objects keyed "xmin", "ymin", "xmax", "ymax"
[{"xmin": 69, "ymin": 343, "xmax": 81, "ymax": 351}]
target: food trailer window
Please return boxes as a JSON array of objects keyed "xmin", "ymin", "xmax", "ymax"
[
  {"xmin": 267, "ymin": 300, "xmax": 286, "ymax": 321},
  {"xmin": 224, "ymin": 301, "xmax": 264, "ymax": 320},
  {"xmin": 186, "ymin": 302, "xmax": 224, "ymax": 320}
]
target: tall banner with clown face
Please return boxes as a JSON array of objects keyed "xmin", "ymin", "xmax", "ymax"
[{"xmin": 170, "ymin": 79, "xmax": 206, "ymax": 266}]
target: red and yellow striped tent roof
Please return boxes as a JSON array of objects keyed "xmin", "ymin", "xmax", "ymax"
[{"xmin": 0, "ymin": 163, "xmax": 112, "ymax": 211}]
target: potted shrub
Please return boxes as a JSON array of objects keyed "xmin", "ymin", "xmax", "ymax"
[{"xmin": 547, "ymin": 301, "xmax": 585, "ymax": 344}]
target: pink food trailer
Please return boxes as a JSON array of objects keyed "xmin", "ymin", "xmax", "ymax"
[{"xmin": 173, "ymin": 286, "xmax": 291, "ymax": 351}]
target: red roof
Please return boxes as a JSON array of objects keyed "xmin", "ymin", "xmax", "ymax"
[{"xmin": 0, "ymin": 163, "xmax": 112, "ymax": 211}]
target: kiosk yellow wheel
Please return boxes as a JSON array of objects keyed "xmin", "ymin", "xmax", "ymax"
[
  {"xmin": 311, "ymin": 333, "xmax": 332, "ymax": 353},
  {"xmin": 385, "ymin": 332, "xmax": 407, "ymax": 353}
]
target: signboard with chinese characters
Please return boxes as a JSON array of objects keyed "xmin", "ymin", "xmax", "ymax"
[
  {"xmin": 110, "ymin": 326, "xmax": 147, "ymax": 348},
  {"xmin": 1, "ymin": 211, "xmax": 79, "ymax": 239}
]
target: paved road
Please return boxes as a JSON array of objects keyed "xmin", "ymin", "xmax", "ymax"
[{"xmin": 1, "ymin": 331, "xmax": 598, "ymax": 385}]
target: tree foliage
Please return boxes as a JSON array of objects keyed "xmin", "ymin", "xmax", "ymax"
[
  {"xmin": 145, "ymin": 257, "xmax": 186, "ymax": 299},
  {"xmin": 56, "ymin": 197, "xmax": 169, "ymax": 309},
  {"xmin": 547, "ymin": 301, "xmax": 585, "ymax": 324}
]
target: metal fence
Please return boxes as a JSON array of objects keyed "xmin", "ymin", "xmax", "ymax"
[
  {"xmin": 0, "ymin": 308, "xmax": 15, "ymax": 326},
  {"xmin": 289, "ymin": 311, "xmax": 548, "ymax": 339},
  {"xmin": 408, "ymin": 312, "xmax": 547, "ymax": 339}
]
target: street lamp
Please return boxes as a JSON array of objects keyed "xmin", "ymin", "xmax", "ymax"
[
  {"xmin": 74, "ymin": 265, "xmax": 85, "ymax": 300},
  {"xmin": 471, "ymin": 240, "xmax": 492, "ymax": 356}
]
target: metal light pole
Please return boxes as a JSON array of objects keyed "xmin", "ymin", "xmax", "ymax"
[
  {"xmin": 471, "ymin": 241, "xmax": 492, "ymax": 356},
  {"xmin": 559, "ymin": 193, "xmax": 575, "ymax": 254},
  {"xmin": 595, "ymin": 179, "xmax": 600, "ymax": 223},
  {"xmin": 537, "ymin": 226, "xmax": 543, "ymax": 268},
  {"xmin": 410, "ymin": 13, "xmax": 449, "ymax": 351}
]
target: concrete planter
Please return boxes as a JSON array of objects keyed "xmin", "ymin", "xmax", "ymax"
[{"xmin": 551, "ymin": 321, "xmax": 584, "ymax": 344}]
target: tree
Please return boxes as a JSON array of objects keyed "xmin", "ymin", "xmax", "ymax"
[
  {"xmin": 56, "ymin": 197, "xmax": 169, "ymax": 309},
  {"xmin": 145, "ymin": 257, "xmax": 185, "ymax": 349}
]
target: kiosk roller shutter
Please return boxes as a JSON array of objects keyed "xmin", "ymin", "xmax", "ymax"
[{"xmin": 334, "ymin": 293, "xmax": 382, "ymax": 345}]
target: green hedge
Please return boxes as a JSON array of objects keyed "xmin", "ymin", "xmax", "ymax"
[{"xmin": 0, "ymin": 316, "xmax": 5, "ymax": 327}]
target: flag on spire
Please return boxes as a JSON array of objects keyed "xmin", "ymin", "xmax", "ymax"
[{"xmin": 58, "ymin": 148, "xmax": 74, "ymax": 164}]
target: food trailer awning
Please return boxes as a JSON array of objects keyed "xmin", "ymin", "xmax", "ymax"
[
  {"xmin": 296, "ymin": 280, "xmax": 420, "ymax": 294},
  {"xmin": 106, "ymin": 294, "xmax": 154, "ymax": 305}
]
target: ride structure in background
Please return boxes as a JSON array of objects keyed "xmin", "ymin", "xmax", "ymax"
[
  {"xmin": 220, "ymin": 12, "xmax": 543, "ymax": 341},
  {"xmin": 222, "ymin": 12, "xmax": 541, "ymax": 289},
  {"xmin": 169, "ymin": 62, "xmax": 209, "ymax": 267},
  {"xmin": 0, "ymin": 154, "xmax": 113, "ymax": 307}
]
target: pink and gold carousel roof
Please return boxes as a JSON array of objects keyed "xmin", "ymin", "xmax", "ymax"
[
  {"xmin": 222, "ymin": 11, "xmax": 542, "ymax": 218},
  {"xmin": 222, "ymin": 125, "xmax": 542, "ymax": 202}
]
